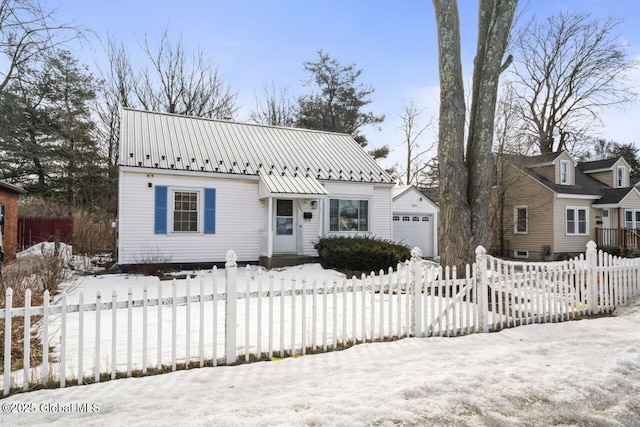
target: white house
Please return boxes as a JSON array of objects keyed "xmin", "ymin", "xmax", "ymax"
[
  {"xmin": 391, "ymin": 185, "xmax": 439, "ymax": 258},
  {"xmin": 117, "ymin": 109, "xmax": 396, "ymax": 268}
]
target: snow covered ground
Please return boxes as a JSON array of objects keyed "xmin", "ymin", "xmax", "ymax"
[{"xmin": 3, "ymin": 295, "xmax": 639, "ymax": 426}]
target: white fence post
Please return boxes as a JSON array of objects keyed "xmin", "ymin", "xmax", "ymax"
[
  {"xmin": 475, "ymin": 246, "xmax": 489, "ymax": 333},
  {"xmin": 4, "ymin": 287, "xmax": 12, "ymax": 397},
  {"xmin": 410, "ymin": 247, "xmax": 422, "ymax": 337},
  {"xmin": 225, "ymin": 250, "xmax": 238, "ymax": 364},
  {"xmin": 586, "ymin": 241, "xmax": 598, "ymax": 314}
]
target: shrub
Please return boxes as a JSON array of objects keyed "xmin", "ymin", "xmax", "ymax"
[{"xmin": 315, "ymin": 236, "xmax": 411, "ymax": 273}]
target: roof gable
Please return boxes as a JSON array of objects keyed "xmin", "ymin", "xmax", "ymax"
[
  {"xmin": 393, "ymin": 185, "xmax": 439, "ymax": 209},
  {"xmin": 119, "ymin": 109, "xmax": 393, "ymax": 184},
  {"xmin": 0, "ymin": 180, "xmax": 26, "ymax": 194}
]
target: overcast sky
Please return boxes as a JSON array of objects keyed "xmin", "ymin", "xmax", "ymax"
[{"xmin": 57, "ymin": 0, "xmax": 640, "ymax": 169}]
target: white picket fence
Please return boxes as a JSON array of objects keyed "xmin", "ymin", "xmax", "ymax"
[{"xmin": 2, "ymin": 241, "xmax": 640, "ymax": 397}]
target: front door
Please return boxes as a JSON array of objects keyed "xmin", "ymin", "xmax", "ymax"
[{"xmin": 273, "ymin": 199, "xmax": 296, "ymax": 254}]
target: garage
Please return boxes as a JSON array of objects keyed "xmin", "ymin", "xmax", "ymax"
[{"xmin": 391, "ymin": 186, "xmax": 439, "ymax": 258}]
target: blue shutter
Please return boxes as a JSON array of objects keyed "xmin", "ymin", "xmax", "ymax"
[
  {"xmin": 204, "ymin": 188, "xmax": 216, "ymax": 234},
  {"xmin": 154, "ymin": 186, "xmax": 168, "ymax": 234}
]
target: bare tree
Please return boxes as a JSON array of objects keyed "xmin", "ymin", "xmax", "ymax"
[
  {"xmin": 0, "ymin": 0, "xmax": 84, "ymax": 93},
  {"xmin": 396, "ymin": 100, "xmax": 435, "ymax": 186},
  {"xmin": 511, "ymin": 11, "xmax": 638, "ymax": 154},
  {"xmin": 433, "ymin": 0, "xmax": 517, "ymax": 268},
  {"xmin": 135, "ymin": 28, "xmax": 237, "ymax": 119},
  {"xmin": 249, "ymin": 82, "xmax": 296, "ymax": 127}
]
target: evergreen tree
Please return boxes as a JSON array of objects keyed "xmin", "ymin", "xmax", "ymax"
[{"xmin": 296, "ymin": 50, "xmax": 386, "ymax": 158}]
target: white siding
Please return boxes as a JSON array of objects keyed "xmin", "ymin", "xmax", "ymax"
[
  {"xmin": 321, "ymin": 181, "xmax": 392, "ymax": 240},
  {"xmin": 118, "ymin": 169, "xmax": 263, "ymax": 264},
  {"xmin": 392, "ymin": 187, "xmax": 439, "ymax": 257},
  {"xmin": 372, "ymin": 186, "xmax": 393, "ymax": 239},
  {"xmin": 300, "ymin": 198, "xmax": 322, "ymax": 256}
]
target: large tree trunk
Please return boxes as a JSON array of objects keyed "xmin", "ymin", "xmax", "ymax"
[
  {"xmin": 434, "ymin": 0, "xmax": 517, "ymax": 269},
  {"xmin": 466, "ymin": 0, "xmax": 517, "ymax": 251},
  {"xmin": 433, "ymin": 0, "xmax": 474, "ymax": 269}
]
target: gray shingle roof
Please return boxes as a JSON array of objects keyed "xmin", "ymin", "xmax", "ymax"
[
  {"xmin": 119, "ymin": 109, "xmax": 393, "ymax": 184},
  {"xmin": 577, "ymin": 157, "xmax": 620, "ymax": 172}
]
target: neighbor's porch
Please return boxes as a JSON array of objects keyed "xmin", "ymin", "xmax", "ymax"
[{"xmin": 595, "ymin": 227, "xmax": 640, "ymax": 250}]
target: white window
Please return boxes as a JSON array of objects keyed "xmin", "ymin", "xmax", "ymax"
[
  {"xmin": 514, "ymin": 206, "xmax": 528, "ymax": 234},
  {"xmin": 560, "ymin": 160, "xmax": 570, "ymax": 185},
  {"xmin": 422, "ymin": 216, "xmax": 429, "ymax": 222},
  {"xmin": 392, "ymin": 215, "xmax": 400, "ymax": 221},
  {"xmin": 514, "ymin": 250, "xmax": 529, "ymax": 259},
  {"xmin": 329, "ymin": 199, "xmax": 369, "ymax": 232},
  {"xmin": 566, "ymin": 207, "xmax": 588, "ymax": 235},
  {"xmin": 402, "ymin": 216, "xmax": 410, "ymax": 221},
  {"xmin": 617, "ymin": 166, "xmax": 626, "ymax": 187},
  {"xmin": 173, "ymin": 190, "xmax": 199, "ymax": 232},
  {"xmin": 412, "ymin": 216, "xmax": 420, "ymax": 222},
  {"xmin": 625, "ymin": 209, "xmax": 640, "ymax": 229}
]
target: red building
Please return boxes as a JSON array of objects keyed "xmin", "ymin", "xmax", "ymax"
[{"xmin": 0, "ymin": 181, "xmax": 26, "ymax": 262}]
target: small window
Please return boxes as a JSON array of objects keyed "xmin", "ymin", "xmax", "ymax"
[
  {"xmin": 514, "ymin": 206, "xmax": 528, "ymax": 234},
  {"xmin": 560, "ymin": 160, "xmax": 570, "ymax": 185},
  {"xmin": 402, "ymin": 216, "xmax": 410, "ymax": 221},
  {"xmin": 412, "ymin": 216, "xmax": 420, "ymax": 222},
  {"xmin": 617, "ymin": 166, "xmax": 625, "ymax": 187},
  {"xmin": 514, "ymin": 250, "xmax": 529, "ymax": 259},
  {"xmin": 422, "ymin": 216, "xmax": 429, "ymax": 222},
  {"xmin": 393, "ymin": 215, "xmax": 400, "ymax": 221}
]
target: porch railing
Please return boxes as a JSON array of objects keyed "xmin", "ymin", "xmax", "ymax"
[{"xmin": 595, "ymin": 227, "xmax": 640, "ymax": 249}]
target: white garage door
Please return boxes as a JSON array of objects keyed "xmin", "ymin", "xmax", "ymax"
[{"xmin": 393, "ymin": 214, "xmax": 434, "ymax": 258}]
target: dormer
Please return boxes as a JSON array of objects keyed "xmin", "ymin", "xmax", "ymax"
[
  {"xmin": 577, "ymin": 157, "xmax": 630, "ymax": 189},
  {"xmin": 552, "ymin": 151, "xmax": 575, "ymax": 186}
]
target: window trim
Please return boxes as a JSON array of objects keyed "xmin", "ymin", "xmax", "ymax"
[
  {"xmin": 617, "ymin": 166, "xmax": 626, "ymax": 187},
  {"xmin": 514, "ymin": 250, "xmax": 529, "ymax": 259},
  {"xmin": 624, "ymin": 209, "xmax": 640, "ymax": 230},
  {"xmin": 328, "ymin": 198, "xmax": 370, "ymax": 233},
  {"xmin": 169, "ymin": 187, "xmax": 203, "ymax": 234},
  {"xmin": 566, "ymin": 206, "xmax": 589, "ymax": 236},
  {"xmin": 560, "ymin": 160, "xmax": 570, "ymax": 185},
  {"xmin": 514, "ymin": 206, "xmax": 528, "ymax": 234}
]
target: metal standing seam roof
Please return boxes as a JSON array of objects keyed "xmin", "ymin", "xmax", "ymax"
[
  {"xmin": 259, "ymin": 173, "xmax": 328, "ymax": 196},
  {"xmin": 119, "ymin": 109, "xmax": 394, "ymax": 184}
]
